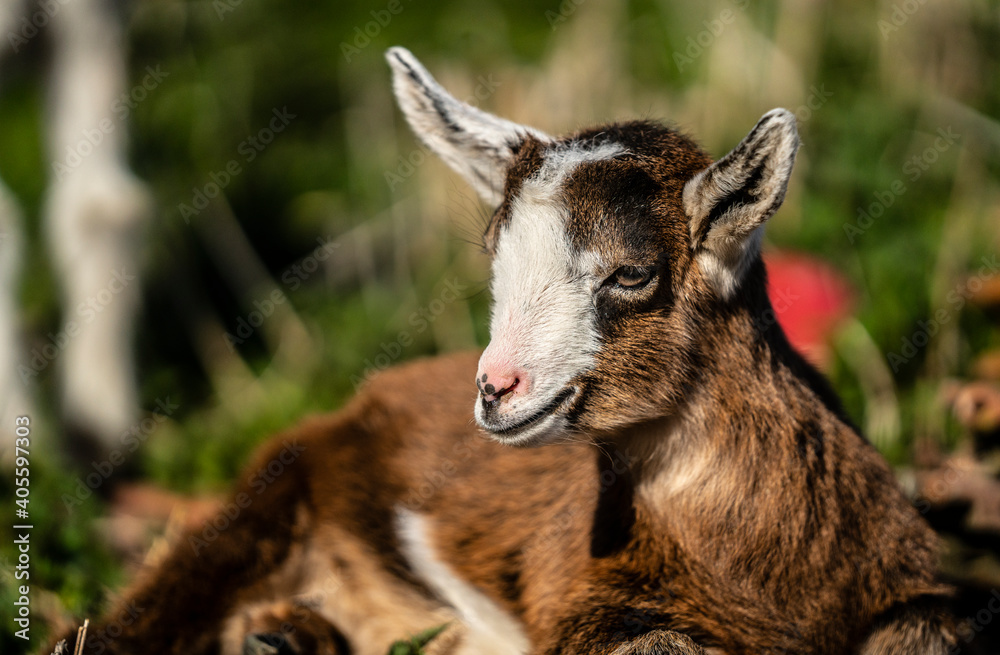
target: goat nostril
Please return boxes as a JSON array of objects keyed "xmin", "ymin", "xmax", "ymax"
[
  {"xmin": 477, "ymin": 376, "xmax": 521, "ymax": 401},
  {"xmin": 507, "ymin": 377, "xmax": 520, "ymax": 395},
  {"xmin": 493, "ymin": 378, "xmax": 519, "ymax": 399}
]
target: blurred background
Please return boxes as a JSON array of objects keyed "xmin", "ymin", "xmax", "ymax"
[{"xmin": 1, "ymin": 0, "xmax": 999, "ymax": 652}]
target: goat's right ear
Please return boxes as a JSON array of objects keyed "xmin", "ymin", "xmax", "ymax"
[
  {"xmin": 386, "ymin": 47, "xmax": 549, "ymax": 207},
  {"xmin": 683, "ymin": 109, "xmax": 799, "ymax": 298}
]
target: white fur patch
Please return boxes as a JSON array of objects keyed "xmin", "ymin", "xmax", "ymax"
[
  {"xmin": 395, "ymin": 508, "xmax": 530, "ymax": 655},
  {"xmin": 649, "ymin": 444, "xmax": 715, "ymax": 499},
  {"xmin": 533, "ymin": 141, "xmax": 625, "ymax": 192},
  {"xmin": 476, "ymin": 142, "xmax": 623, "ymax": 444},
  {"xmin": 693, "ymin": 226, "xmax": 764, "ymax": 299}
]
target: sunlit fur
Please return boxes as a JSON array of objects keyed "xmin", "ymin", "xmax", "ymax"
[
  {"xmin": 475, "ymin": 142, "xmax": 623, "ymax": 445},
  {"xmin": 49, "ymin": 49, "xmax": 957, "ymax": 655}
]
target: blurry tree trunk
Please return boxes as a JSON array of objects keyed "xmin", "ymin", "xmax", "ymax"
[{"xmin": 42, "ymin": 0, "xmax": 152, "ymax": 459}]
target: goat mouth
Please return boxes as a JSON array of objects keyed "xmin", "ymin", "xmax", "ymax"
[{"xmin": 481, "ymin": 387, "xmax": 576, "ymax": 440}]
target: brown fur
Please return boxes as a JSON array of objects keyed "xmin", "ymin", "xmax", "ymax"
[
  {"xmin": 48, "ymin": 348, "xmax": 954, "ymax": 654},
  {"xmin": 49, "ymin": 61, "xmax": 956, "ymax": 655}
]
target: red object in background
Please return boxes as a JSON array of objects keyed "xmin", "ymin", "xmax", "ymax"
[{"xmin": 763, "ymin": 252, "xmax": 855, "ymax": 369}]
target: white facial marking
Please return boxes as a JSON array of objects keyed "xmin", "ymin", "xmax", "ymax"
[
  {"xmin": 395, "ymin": 508, "xmax": 530, "ymax": 655},
  {"xmin": 533, "ymin": 141, "xmax": 625, "ymax": 190},
  {"xmin": 475, "ymin": 142, "xmax": 625, "ymax": 444}
]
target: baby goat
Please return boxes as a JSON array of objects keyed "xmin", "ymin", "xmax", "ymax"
[{"xmin": 52, "ymin": 47, "xmax": 956, "ymax": 655}]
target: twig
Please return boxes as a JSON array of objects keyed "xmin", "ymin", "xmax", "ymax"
[{"xmin": 73, "ymin": 619, "xmax": 89, "ymax": 655}]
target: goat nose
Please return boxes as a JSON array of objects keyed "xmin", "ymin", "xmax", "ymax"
[{"xmin": 475, "ymin": 369, "xmax": 524, "ymax": 402}]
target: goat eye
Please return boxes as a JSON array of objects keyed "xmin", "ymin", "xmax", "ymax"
[{"xmin": 610, "ymin": 266, "xmax": 654, "ymax": 289}]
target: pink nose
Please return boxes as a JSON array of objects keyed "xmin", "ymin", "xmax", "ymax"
[{"xmin": 476, "ymin": 368, "xmax": 526, "ymax": 402}]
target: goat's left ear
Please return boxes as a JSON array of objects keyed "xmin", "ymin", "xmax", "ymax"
[
  {"xmin": 683, "ymin": 109, "xmax": 799, "ymax": 298},
  {"xmin": 386, "ymin": 47, "xmax": 550, "ymax": 207}
]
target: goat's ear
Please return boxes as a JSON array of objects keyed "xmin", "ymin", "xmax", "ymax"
[
  {"xmin": 386, "ymin": 47, "xmax": 549, "ymax": 207},
  {"xmin": 683, "ymin": 109, "xmax": 799, "ymax": 298}
]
